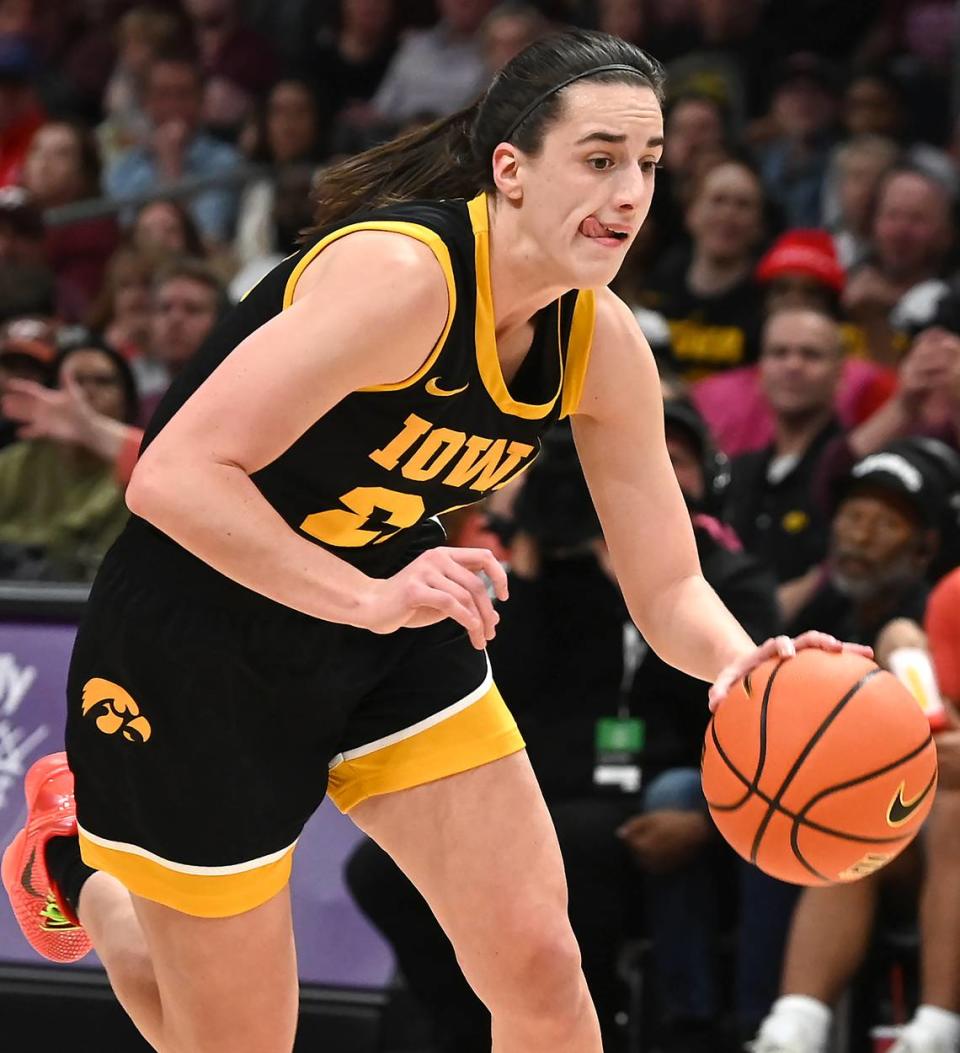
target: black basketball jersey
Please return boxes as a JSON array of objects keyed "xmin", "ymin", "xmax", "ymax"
[{"xmin": 129, "ymin": 193, "xmax": 596, "ymax": 582}]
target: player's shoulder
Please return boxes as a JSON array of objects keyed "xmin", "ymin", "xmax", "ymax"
[{"xmin": 590, "ymin": 286, "xmax": 652, "ymax": 354}]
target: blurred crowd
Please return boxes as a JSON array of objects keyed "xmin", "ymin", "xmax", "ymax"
[{"xmin": 1, "ymin": 2, "xmax": 960, "ymax": 1053}]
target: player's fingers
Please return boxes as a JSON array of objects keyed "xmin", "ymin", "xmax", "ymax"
[
  {"xmin": 708, "ymin": 677, "xmax": 733, "ymax": 712},
  {"xmin": 774, "ymin": 635, "xmax": 797, "ymax": 658},
  {"xmin": 840, "ymin": 642, "xmax": 874, "ymax": 658},
  {"xmin": 410, "ymin": 582, "xmax": 486, "ymax": 650},
  {"xmin": 792, "ymin": 630, "xmax": 842, "ymax": 652},
  {"xmin": 440, "ymin": 559, "xmax": 499, "ymax": 640},
  {"xmin": 445, "ymin": 547, "xmax": 509, "ymax": 601}
]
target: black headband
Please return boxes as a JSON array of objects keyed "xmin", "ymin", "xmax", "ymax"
[{"xmin": 502, "ymin": 63, "xmax": 649, "ymax": 143}]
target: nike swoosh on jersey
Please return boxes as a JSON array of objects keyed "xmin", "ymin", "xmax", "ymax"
[
  {"xmin": 887, "ymin": 780, "xmax": 931, "ymax": 826},
  {"xmin": 425, "ymin": 377, "xmax": 469, "ymax": 397}
]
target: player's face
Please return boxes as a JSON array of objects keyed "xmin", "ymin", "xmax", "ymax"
[{"xmin": 516, "ymin": 82, "xmax": 663, "ymax": 288}]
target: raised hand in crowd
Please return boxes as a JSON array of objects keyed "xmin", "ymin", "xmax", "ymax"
[{"xmin": 1, "ymin": 361, "xmax": 138, "ymax": 473}]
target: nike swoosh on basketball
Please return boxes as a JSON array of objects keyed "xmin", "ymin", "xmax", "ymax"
[
  {"xmin": 887, "ymin": 781, "xmax": 929, "ymax": 826},
  {"xmin": 426, "ymin": 377, "xmax": 469, "ymax": 397}
]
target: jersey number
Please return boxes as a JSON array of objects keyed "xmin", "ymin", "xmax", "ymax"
[{"xmin": 300, "ymin": 486, "xmax": 426, "ymax": 547}]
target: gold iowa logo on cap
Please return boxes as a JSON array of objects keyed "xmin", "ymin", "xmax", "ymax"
[{"xmin": 81, "ymin": 678, "xmax": 152, "ymax": 743}]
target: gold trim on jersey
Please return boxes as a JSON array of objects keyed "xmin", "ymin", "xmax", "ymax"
[
  {"xmin": 283, "ymin": 220, "xmax": 458, "ymax": 392},
  {"xmin": 77, "ymin": 826, "xmax": 295, "ymax": 918},
  {"xmin": 560, "ymin": 288, "xmax": 596, "ymax": 418},
  {"xmin": 468, "ymin": 193, "xmax": 562, "ymax": 421},
  {"xmin": 326, "ymin": 671, "xmax": 524, "ymax": 812},
  {"xmin": 468, "ymin": 194, "xmax": 596, "ymax": 420}
]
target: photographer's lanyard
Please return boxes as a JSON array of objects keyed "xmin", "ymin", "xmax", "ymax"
[{"xmin": 593, "ymin": 623, "xmax": 647, "ymax": 794}]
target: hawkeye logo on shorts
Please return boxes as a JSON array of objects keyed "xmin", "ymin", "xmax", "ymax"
[{"xmin": 81, "ymin": 678, "xmax": 152, "ymax": 743}]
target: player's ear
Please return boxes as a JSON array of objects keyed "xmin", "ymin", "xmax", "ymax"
[{"xmin": 491, "ymin": 142, "xmax": 523, "ymax": 203}]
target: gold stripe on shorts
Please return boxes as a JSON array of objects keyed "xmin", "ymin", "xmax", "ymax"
[
  {"xmin": 327, "ymin": 677, "xmax": 524, "ymax": 813},
  {"xmin": 77, "ymin": 827, "xmax": 295, "ymax": 918}
]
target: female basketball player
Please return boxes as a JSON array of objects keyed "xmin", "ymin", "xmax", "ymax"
[{"xmin": 3, "ymin": 29, "xmax": 870, "ymax": 1053}]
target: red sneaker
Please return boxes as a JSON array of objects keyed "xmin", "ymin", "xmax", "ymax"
[{"xmin": 1, "ymin": 752, "xmax": 92, "ymax": 963}]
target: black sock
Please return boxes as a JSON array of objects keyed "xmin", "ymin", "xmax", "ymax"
[{"xmin": 44, "ymin": 835, "xmax": 96, "ymax": 919}]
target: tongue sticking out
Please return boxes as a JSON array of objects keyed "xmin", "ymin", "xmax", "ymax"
[{"xmin": 580, "ymin": 216, "xmax": 608, "ymax": 238}]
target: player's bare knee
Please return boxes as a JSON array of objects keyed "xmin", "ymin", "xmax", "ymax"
[{"xmin": 495, "ymin": 911, "xmax": 584, "ymax": 1014}]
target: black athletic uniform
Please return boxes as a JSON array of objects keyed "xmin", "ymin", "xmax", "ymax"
[{"xmin": 65, "ymin": 193, "xmax": 596, "ymax": 917}]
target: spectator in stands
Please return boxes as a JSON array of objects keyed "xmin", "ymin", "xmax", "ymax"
[
  {"xmin": 0, "ymin": 261, "xmax": 57, "ymax": 326},
  {"xmin": 20, "ymin": 118, "xmax": 120, "ymax": 321},
  {"xmin": 752, "ymin": 457, "xmax": 960, "ymax": 1053},
  {"xmin": 637, "ymin": 159, "xmax": 767, "ymax": 380},
  {"xmin": 662, "ymin": 92, "xmax": 730, "ymax": 201},
  {"xmin": 0, "ymin": 184, "xmax": 45, "ymax": 268},
  {"xmin": 1, "ymin": 259, "xmax": 226, "ymax": 482},
  {"xmin": 725, "ymin": 307, "xmax": 844, "ymax": 614},
  {"xmin": 98, "ymin": 5, "xmax": 183, "ymax": 168},
  {"xmin": 128, "ymin": 197, "xmax": 207, "ymax": 264},
  {"xmin": 312, "ymin": 0, "xmax": 398, "ymax": 135},
  {"xmin": 182, "ymin": 0, "xmax": 278, "ymax": 103},
  {"xmin": 841, "ymin": 67, "xmax": 909, "ymax": 144},
  {"xmin": 842, "ymin": 166, "xmax": 956, "ymax": 364},
  {"xmin": 647, "ymin": 91, "xmax": 732, "ymax": 253},
  {"xmin": 234, "ymin": 77, "xmax": 324, "ymax": 269},
  {"xmin": 665, "ymin": 0, "xmax": 774, "ymax": 130},
  {"xmin": 86, "ymin": 247, "xmax": 156, "ymax": 365},
  {"xmin": 370, "ymin": 0, "xmax": 495, "ymax": 126},
  {"xmin": 0, "ymin": 34, "xmax": 44, "ymax": 187},
  {"xmin": 0, "ymin": 317, "xmax": 56, "ymax": 449},
  {"xmin": 132, "ymin": 257, "xmax": 225, "ymax": 423},
  {"xmin": 346, "ymin": 412, "xmax": 781, "ymax": 1053},
  {"xmin": 688, "ymin": 229, "xmax": 899, "ymax": 460},
  {"xmin": 479, "ymin": 2, "xmax": 551, "ymax": 75},
  {"xmin": 104, "ymin": 49, "xmax": 242, "ymax": 245},
  {"xmin": 0, "ymin": 333, "xmax": 136, "ymax": 582},
  {"xmin": 756, "ymin": 53, "xmax": 841, "ymax": 229},
  {"xmin": 824, "ymin": 135, "xmax": 901, "ymax": 270}
]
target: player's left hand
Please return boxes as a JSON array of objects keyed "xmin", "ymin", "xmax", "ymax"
[{"xmin": 708, "ymin": 632, "xmax": 874, "ymax": 713}]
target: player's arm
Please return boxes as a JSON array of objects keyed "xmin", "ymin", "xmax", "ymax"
[
  {"xmin": 127, "ymin": 231, "xmax": 505, "ymax": 644},
  {"xmin": 570, "ymin": 289, "xmax": 868, "ymax": 703}
]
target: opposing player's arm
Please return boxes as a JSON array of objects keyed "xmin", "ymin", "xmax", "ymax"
[
  {"xmin": 570, "ymin": 288, "xmax": 756, "ymax": 683},
  {"xmin": 127, "ymin": 231, "xmax": 502, "ymax": 630}
]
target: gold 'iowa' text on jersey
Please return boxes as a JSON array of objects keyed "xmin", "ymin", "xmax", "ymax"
[{"xmin": 300, "ymin": 413, "xmax": 535, "ymax": 547}]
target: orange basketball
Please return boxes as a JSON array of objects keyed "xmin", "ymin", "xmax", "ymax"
[{"xmin": 701, "ymin": 650, "xmax": 938, "ymax": 885}]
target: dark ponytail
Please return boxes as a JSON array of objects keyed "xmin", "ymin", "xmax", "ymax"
[{"xmin": 305, "ymin": 29, "xmax": 665, "ymax": 234}]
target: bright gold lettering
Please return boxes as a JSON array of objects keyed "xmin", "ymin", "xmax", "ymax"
[{"xmin": 369, "ymin": 414, "xmax": 432, "ymax": 470}]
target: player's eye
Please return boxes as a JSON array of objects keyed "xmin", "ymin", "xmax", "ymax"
[
  {"xmin": 640, "ymin": 160, "xmax": 663, "ymax": 174},
  {"xmin": 588, "ymin": 157, "xmax": 613, "ymax": 171}
]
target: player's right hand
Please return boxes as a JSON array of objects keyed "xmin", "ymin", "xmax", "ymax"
[{"xmin": 360, "ymin": 547, "xmax": 509, "ymax": 650}]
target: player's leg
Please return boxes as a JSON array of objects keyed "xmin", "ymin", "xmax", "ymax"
[
  {"xmin": 350, "ymin": 750, "xmax": 602, "ymax": 1053},
  {"xmin": 79, "ymin": 875, "xmax": 298, "ymax": 1053}
]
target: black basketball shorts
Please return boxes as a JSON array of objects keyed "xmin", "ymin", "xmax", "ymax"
[{"xmin": 65, "ymin": 530, "xmax": 523, "ymax": 918}]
